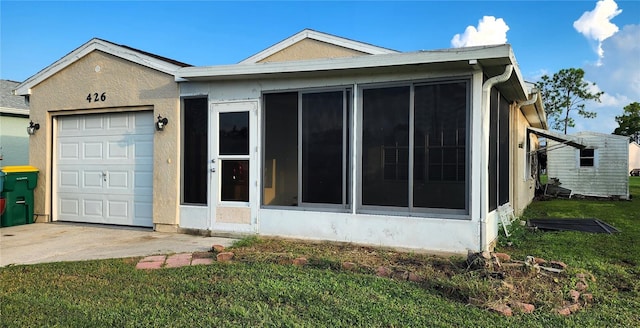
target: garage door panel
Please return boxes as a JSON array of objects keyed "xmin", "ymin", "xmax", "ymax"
[
  {"xmin": 83, "ymin": 199, "xmax": 104, "ymax": 217},
  {"xmin": 59, "ymin": 198, "xmax": 79, "ymax": 216},
  {"xmin": 107, "ymin": 171, "xmax": 129, "ymax": 189},
  {"xmin": 107, "ymin": 140, "xmax": 129, "ymax": 159},
  {"xmin": 59, "ymin": 171, "xmax": 79, "ymax": 188},
  {"xmin": 59, "ymin": 143, "xmax": 80, "ymax": 160},
  {"xmin": 83, "ymin": 170, "xmax": 104, "ymax": 188},
  {"xmin": 107, "ymin": 200, "xmax": 128, "ymax": 219},
  {"xmin": 84, "ymin": 142, "xmax": 103, "ymax": 159},
  {"xmin": 56, "ymin": 111, "xmax": 153, "ymax": 227},
  {"xmin": 135, "ymin": 141, "xmax": 154, "ymax": 160},
  {"xmin": 108, "ymin": 114, "xmax": 130, "ymax": 129}
]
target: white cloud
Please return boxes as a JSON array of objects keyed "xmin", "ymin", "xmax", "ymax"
[
  {"xmin": 451, "ymin": 16, "xmax": 509, "ymax": 48},
  {"xmin": 572, "ymin": 24, "xmax": 640, "ymax": 134},
  {"xmin": 573, "ymin": 0, "xmax": 622, "ymax": 61},
  {"xmin": 586, "ymin": 24, "xmax": 640, "ymax": 100}
]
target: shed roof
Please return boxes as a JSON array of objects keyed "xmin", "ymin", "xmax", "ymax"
[{"xmin": 528, "ymin": 127, "xmax": 586, "ymax": 149}]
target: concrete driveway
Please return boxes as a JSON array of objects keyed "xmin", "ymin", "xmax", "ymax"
[{"xmin": 0, "ymin": 222, "xmax": 237, "ymax": 267}]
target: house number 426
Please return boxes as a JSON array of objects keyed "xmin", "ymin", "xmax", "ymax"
[{"xmin": 87, "ymin": 92, "xmax": 107, "ymax": 103}]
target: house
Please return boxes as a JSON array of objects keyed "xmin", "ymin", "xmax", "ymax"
[
  {"xmin": 14, "ymin": 29, "xmax": 546, "ymax": 253},
  {"xmin": 547, "ymin": 131, "xmax": 629, "ymax": 199},
  {"xmin": 630, "ymin": 142, "xmax": 640, "ymax": 173},
  {"xmin": 0, "ymin": 80, "xmax": 30, "ymax": 166}
]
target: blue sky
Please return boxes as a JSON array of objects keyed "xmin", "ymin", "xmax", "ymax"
[{"xmin": 1, "ymin": 0, "xmax": 639, "ymax": 134}]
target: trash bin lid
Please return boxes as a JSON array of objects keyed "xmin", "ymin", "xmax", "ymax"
[{"xmin": 1, "ymin": 165, "xmax": 39, "ymax": 173}]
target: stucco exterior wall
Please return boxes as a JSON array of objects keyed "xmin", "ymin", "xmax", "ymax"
[
  {"xmin": 258, "ymin": 39, "xmax": 368, "ymax": 63},
  {"xmin": 27, "ymin": 50, "xmax": 181, "ymax": 228},
  {"xmin": 511, "ymin": 106, "xmax": 537, "ymax": 216},
  {"xmin": 0, "ymin": 115, "xmax": 30, "ymax": 166}
]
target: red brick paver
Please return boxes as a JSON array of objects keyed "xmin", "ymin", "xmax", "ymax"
[
  {"xmin": 136, "ymin": 260, "xmax": 165, "ymax": 270},
  {"xmin": 165, "ymin": 253, "xmax": 193, "ymax": 268},
  {"xmin": 140, "ymin": 255, "xmax": 167, "ymax": 263},
  {"xmin": 135, "ymin": 253, "xmax": 216, "ymax": 269}
]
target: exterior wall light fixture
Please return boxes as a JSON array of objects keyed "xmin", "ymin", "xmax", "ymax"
[
  {"xmin": 156, "ymin": 115, "xmax": 168, "ymax": 131},
  {"xmin": 27, "ymin": 121, "xmax": 40, "ymax": 135}
]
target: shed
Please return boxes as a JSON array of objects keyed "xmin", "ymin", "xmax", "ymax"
[{"xmin": 547, "ymin": 131, "xmax": 629, "ymax": 199}]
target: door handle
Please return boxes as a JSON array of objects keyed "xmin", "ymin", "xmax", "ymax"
[{"xmin": 102, "ymin": 172, "xmax": 107, "ymax": 181}]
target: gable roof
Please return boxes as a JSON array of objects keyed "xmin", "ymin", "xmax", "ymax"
[
  {"xmin": 14, "ymin": 38, "xmax": 191, "ymax": 96},
  {"xmin": 239, "ymin": 29, "xmax": 398, "ymax": 64}
]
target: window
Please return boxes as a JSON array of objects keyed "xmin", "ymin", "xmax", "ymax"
[
  {"xmin": 219, "ymin": 111, "xmax": 250, "ymax": 202},
  {"xmin": 362, "ymin": 80, "xmax": 469, "ymax": 212},
  {"xmin": 263, "ymin": 89, "xmax": 351, "ymax": 208},
  {"xmin": 580, "ymin": 148, "xmax": 595, "ymax": 167},
  {"xmin": 362, "ymin": 86, "xmax": 409, "ymax": 207},
  {"xmin": 182, "ymin": 98, "xmax": 208, "ymax": 205}
]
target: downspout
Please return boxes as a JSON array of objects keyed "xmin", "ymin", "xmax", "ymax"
[
  {"xmin": 480, "ymin": 64, "xmax": 513, "ymax": 251},
  {"xmin": 516, "ymin": 90, "xmax": 538, "ymax": 111}
]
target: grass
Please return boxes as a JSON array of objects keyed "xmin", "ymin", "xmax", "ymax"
[{"xmin": 1, "ymin": 177, "xmax": 639, "ymax": 327}]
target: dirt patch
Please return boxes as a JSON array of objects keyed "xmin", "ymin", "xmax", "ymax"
[{"xmin": 214, "ymin": 237, "xmax": 594, "ymax": 315}]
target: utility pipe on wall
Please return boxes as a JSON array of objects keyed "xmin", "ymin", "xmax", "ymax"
[{"xmin": 479, "ymin": 64, "xmax": 513, "ymax": 251}]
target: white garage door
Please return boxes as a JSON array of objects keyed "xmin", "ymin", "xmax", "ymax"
[{"xmin": 55, "ymin": 111, "xmax": 154, "ymax": 227}]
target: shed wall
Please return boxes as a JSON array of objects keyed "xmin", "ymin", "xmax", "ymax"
[{"xmin": 547, "ymin": 133, "xmax": 629, "ymax": 198}]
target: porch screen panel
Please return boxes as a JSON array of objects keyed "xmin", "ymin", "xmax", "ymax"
[
  {"xmin": 499, "ymin": 93, "xmax": 510, "ymax": 206},
  {"xmin": 413, "ymin": 82, "xmax": 467, "ymax": 209},
  {"xmin": 263, "ymin": 93, "xmax": 298, "ymax": 206},
  {"xmin": 182, "ymin": 98, "xmax": 208, "ymax": 205},
  {"xmin": 302, "ymin": 91, "xmax": 344, "ymax": 204},
  {"xmin": 488, "ymin": 88, "xmax": 499, "ymax": 211},
  {"xmin": 362, "ymin": 86, "xmax": 410, "ymax": 207}
]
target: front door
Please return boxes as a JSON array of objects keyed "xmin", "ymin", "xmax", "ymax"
[{"xmin": 210, "ymin": 101, "xmax": 257, "ymax": 232}]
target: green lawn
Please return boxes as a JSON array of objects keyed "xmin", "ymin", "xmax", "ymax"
[{"xmin": 1, "ymin": 178, "xmax": 638, "ymax": 327}]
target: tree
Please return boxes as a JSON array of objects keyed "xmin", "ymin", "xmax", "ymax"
[
  {"xmin": 536, "ymin": 68, "xmax": 603, "ymax": 134},
  {"xmin": 613, "ymin": 102, "xmax": 640, "ymax": 144}
]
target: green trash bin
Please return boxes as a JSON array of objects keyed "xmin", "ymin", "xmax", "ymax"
[
  {"xmin": 0, "ymin": 171, "xmax": 5, "ymax": 216},
  {"xmin": 1, "ymin": 166, "xmax": 39, "ymax": 227}
]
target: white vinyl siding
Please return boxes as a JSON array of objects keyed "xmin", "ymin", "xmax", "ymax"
[{"xmin": 547, "ymin": 132, "xmax": 629, "ymax": 199}]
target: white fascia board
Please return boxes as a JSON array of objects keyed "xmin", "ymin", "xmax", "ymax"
[
  {"xmin": 0, "ymin": 107, "xmax": 30, "ymax": 116},
  {"xmin": 182, "ymin": 44, "xmax": 517, "ymax": 81},
  {"xmin": 239, "ymin": 29, "xmax": 398, "ymax": 64},
  {"xmin": 14, "ymin": 39, "xmax": 185, "ymax": 96}
]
